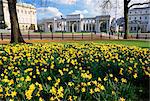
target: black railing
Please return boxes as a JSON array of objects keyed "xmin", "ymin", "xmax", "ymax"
[{"xmin": 0, "ymin": 32, "xmax": 150, "ymax": 40}]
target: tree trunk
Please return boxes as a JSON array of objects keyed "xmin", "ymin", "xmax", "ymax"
[
  {"xmin": 7, "ymin": 0, "xmax": 25, "ymax": 43},
  {"xmin": 124, "ymin": 0, "xmax": 129, "ymax": 39}
]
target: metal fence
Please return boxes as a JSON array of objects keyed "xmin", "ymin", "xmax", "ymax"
[{"xmin": 0, "ymin": 31, "xmax": 150, "ymax": 41}]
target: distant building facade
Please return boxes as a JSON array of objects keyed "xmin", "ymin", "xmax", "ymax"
[
  {"xmin": 128, "ymin": 4, "xmax": 150, "ymax": 33},
  {"xmin": 39, "ymin": 14, "xmax": 110, "ymax": 33},
  {"xmin": 0, "ymin": 0, "xmax": 37, "ymax": 31}
]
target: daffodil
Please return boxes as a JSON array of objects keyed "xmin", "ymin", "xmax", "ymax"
[
  {"xmin": 81, "ymin": 87, "xmax": 86, "ymax": 93},
  {"xmin": 133, "ymin": 73, "xmax": 138, "ymax": 79},
  {"xmin": 11, "ymin": 91, "xmax": 17, "ymax": 97},
  {"xmin": 0, "ymin": 86, "xmax": 3, "ymax": 92},
  {"xmin": 50, "ymin": 86, "xmax": 57, "ymax": 95},
  {"xmin": 114, "ymin": 77, "xmax": 118, "ymax": 83},
  {"xmin": 47, "ymin": 76, "xmax": 52, "ymax": 81},
  {"xmin": 90, "ymin": 89, "xmax": 94, "ymax": 94},
  {"xmin": 119, "ymin": 97, "xmax": 126, "ymax": 101},
  {"xmin": 68, "ymin": 82, "xmax": 74, "ymax": 87},
  {"xmin": 121, "ymin": 78, "xmax": 127, "ymax": 83}
]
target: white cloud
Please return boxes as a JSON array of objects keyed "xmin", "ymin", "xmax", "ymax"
[
  {"xmin": 80, "ymin": 0, "xmax": 149, "ymax": 18},
  {"xmin": 58, "ymin": 0, "xmax": 77, "ymax": 5},
  {"xmin": 37, "ymin": 0, "xmax": 149, "ymax": 19},
  {"xmin": 71, "ymin": 9, "xmax": 88, "ymax": 15},
  {"xmin": 81, "ymin": 0, "xmax": 105, "ymax": 16},
  {"xmin": 37, "ymin": 7, "xmax": 63, "ymax": 17},
  {"xmin": 48, "ymin": 0, "xmax": 77, "ymax": 5}
]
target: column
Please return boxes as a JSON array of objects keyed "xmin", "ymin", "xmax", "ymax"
[
  {"xmin": 106, "ymin": 20, "xmax": 110, "ymax": 34},
  {"xmin": 44, "ymin": 22, "xmax": 48, "ymax": 32},
  {"xmin": 72, "ymin": 23, "xmax": 74, "ymax": 32},
  {"xmin": 88, "ymin": 23, "xmax": 90, "ymax": 31},
  {"xmin": 68, "ymin": 21, "xmax": 70, "ymax": 32},
  {"xmin": 85, "ymin": 23, "xmax": 87, "ymax": 31},
  {"xmin": 78, "ymin": 21, "xmax": 80, "ymax": 32},
  {"xmin": 53, "ymin": 20, "xmax": 57, "ymax": 32},
  {"xmin": 99, "ymin": 22, "xmax": 101, "ymax": 33},
  {"xmin": 76, "ymin": 21, "xmax": 78, "ymax": 32},
  {"xmin": 79, "ymin": 21, "xmax": 81, "ymax": 32},
  {"xmin": 96, "ymin": 20, "xmax": 99, "ymax": 33},
  {"xmin": 91, "ymin": 24, "xmax": 93, "ymax": 32}
]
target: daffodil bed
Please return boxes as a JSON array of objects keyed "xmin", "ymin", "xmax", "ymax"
[{"xmin": 0, "ymin": 43, "xmax": 149, "ymax": 101}]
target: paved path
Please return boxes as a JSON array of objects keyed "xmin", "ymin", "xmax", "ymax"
[{"xmin": 0, "ymin": 33, "xmax": 149, "ymax": 44}]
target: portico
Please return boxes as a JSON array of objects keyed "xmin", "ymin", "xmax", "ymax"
[{"xmin": 39, "ymin": 14, "xmax": 110, "ymax": 33}]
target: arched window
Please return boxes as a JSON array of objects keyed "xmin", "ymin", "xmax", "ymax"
[
  {"xmin": 83, "ymin": 24, "xmax": 86, "ymax": 31},
  {"xmin": 22, "ymin": 25, "xmax": 24, "ymax": 30},
  {"xmin": 26, "ymin": 26, "xmax": 28, "ymax": 30}
]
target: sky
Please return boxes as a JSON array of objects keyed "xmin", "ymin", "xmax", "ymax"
[{"xmin": 18, "ymin": 0, "xmax": 149, "ymax": 20}]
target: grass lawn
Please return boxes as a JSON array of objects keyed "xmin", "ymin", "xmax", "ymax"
[
  {"xmin": 95, "ymin": 40, "xmax": 150, "ymax": 48},
  {"xmin": 49, "ymin": 40, "xmax": 150, "ymax": 48},
  {"xmin": 31, "ymin": 32, "xmax": 91, "ymax": 35},
  {"xmin": 0, "ymin": 39, "xmax": 149, "ymax": 48}
]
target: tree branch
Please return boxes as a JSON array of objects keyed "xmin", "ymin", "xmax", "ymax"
[
  {"xmin": 127, "ymin": 0, "xmax": 131, "ymax": 4},
  {"xmin": 101, "ymin": 0, "xmax": 112, "ymax": 9},
  {"xmin": 129, "ymin": 2, "xmax": 150, "ymax": 9}
]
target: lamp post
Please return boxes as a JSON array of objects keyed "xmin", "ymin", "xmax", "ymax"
[
  {"xmin": 52, "ymin": 17, "xmax": 57, "ymax": 40},
  {"xmin": 136, "ymin": 20, "xmax": 141, "ymax": 39},
  {"xmin": 61, "ymin": 15, "xmax": 64, "ymax": 39}
]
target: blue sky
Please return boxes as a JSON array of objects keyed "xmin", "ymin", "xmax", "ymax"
[{"xmin": 19, "ymin": 0, "xmax": 149, "ymax": 20}]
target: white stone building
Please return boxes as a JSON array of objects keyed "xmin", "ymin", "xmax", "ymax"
[
  {"xmin": 39, "ymin": 14, "xmax": 110, "ymax": 33},
  {"xmin": 128, "ymin": 4, "xmax": 150, "ymax": 33},
  {"xmin": 0, "ymin": 0, "xmax": 37, "ymax": 31}
]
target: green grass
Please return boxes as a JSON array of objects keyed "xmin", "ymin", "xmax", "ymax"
[
  {"xmin": 32, "ymin": 32, "xmax": 91, "ymax": 35},
  {"xmin": 54, "ymin": 40, "xmax": 150, "ymax": 48},
  {"xmin": 95, "ymin": 40, "xmax": 150, "ymax": 48}
]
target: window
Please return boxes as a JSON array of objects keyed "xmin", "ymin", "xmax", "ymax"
[
  {"xmin": 130, "ymin": 12, "xmax": 132, "ymax": 14},
  {"xmin": 145, "ymin": 17, "xmax": 147, "ymax": 19},
  {"xmin": 134, "ymin": 27, "xmax": 136, "ymax": 31},
  {"xmin": 26, "ymin": 26, "xmax": 28, "ymax": 30},
  {"xmin": 145, "ymin": 11, "xmax": 147, "ymax": 13},
  {"xmin": 130, "ymin": 27, "xmax": 133, "ymax": 31},
  {"xmin": 140, "ymin": 17, "xmax": 141, "ymax": 20},
  {"xmin": 135, "ymin": 11, "xmax": 137, "ymax": 14},
  {"xmin": 129, "ymin": 17, "xmax": 131, "ymax": 20},
  {"xmin": 22, "ymin": 25, "xmax": 24, "ymax": 30},
  {"xmin": 135, "ymin": 17, "xmax": 136, "ymax": 20}
]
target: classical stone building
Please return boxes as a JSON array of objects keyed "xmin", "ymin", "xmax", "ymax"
[
  {"xmin": 39, "ymin": 14, "xmax": 110, "ymax": 33},
  {"xmin": 0, "ymin": 0, "xmax": 37, "ymax": 31},
  {"xmin": 128, "ymin": 4, "xmax": 150, "ymax": 32}
]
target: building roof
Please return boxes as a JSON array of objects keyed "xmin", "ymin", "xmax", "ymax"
[
  {"xmin": 17, "ymin": 3, "xmax": 35, "ymax": 8},
  {"xmin": 2, "ymin": 0, "xmax": 35, "ymax": 9},
  {"xmin": 130, "ymin": 6, "xmax": 150, "ymax": 10}
]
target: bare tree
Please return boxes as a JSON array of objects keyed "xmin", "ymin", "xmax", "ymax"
[
  {"xmin": 101, "ymin": 0, "xmax": 150, "ymax": 39},
  {"xmin": 7, "ymin": 0, "xmax": 25, "ymax": 43},
  {"xmin": 124, "ymin": 0, "xmax": 150, "ymax": 39},
  {"xmin": 101, "ymin": 0, "xmax": 112, "ymax": 15}
]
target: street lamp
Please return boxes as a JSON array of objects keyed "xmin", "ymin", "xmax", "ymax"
[
  {"xmin": 61, "ymin": 15, "xmax": 64, "ymax": 39},
  {"xmin": 136, "ymin": 20, "xmax": 141, "ymax": 39}
]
